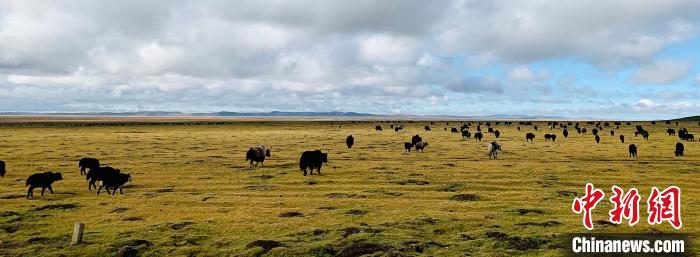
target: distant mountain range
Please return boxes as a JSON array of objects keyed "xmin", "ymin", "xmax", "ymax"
[{"xmin": 0, "ymin": 111, "xmax": 696, "ymax": 121}]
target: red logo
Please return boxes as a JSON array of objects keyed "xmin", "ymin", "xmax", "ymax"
[
  {"xmin": 609, "ymin": 186, "xmax": 640, "ymax": 226},
  {"xmin": 572, "ymin": 184, "xmax": 682, "ymax": 230},
  {"xmin": 647, "ymin": 186, "xmax": 682, "ymax": 229},
  {"xmin": 572, "ymin": 183, "xmax": 605, "ymax": 230}
]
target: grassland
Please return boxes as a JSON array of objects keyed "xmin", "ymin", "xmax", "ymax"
[{"xmin": 0, "ymin": 118, "xmax": 698, "ymax": 256}]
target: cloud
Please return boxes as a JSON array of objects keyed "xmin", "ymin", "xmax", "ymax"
[
  {"xmin": 629, "ymin": 59, "xmax": 693, "ymax": 85},
  {"xmin": 0, "ymin": 1, "xmax": 700, "ymax": 118}
]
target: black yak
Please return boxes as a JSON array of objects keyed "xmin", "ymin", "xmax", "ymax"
[
  {"xmin": 451, "ymin": 127, "xmax": 459, "ymax": 133},
  {"xmin": 424, "ymin": 126, "xmax": 431, "ymax": 131},
  {"xmin": 26, "ymin": 172, "xmax": 63, "ymax": 198},
  {"xmin": 375, "ymin": 125, "xmax": 382, "ymax": 131},
  {"xmin": 592, "ymin": 128, "xmax": 598, "ymax": 135},
  {"xmin": 675, "ymin": 143, "xmax": 684, "ymax": 157},
  {"xmin": 299, "ymin": 150, "xmax": 328, "ymax": 176},
  {"xmin": 86, "ymin": 166, "xmax": 120, "ymax": 191},
  {"xmin": 346, "ymin": 135, "xmax": 354, "ymax": 149},
  {"xmin": 411, "ymin": 134, "xmax": 422, "ymax": 146},
  {"xmin": 629, "ymin": 144, "xmax": 637, "ymax": 157},
  {"xmin": 517, "ymin": 126, "xmax": 521, "ymax": 131},
  {"xmin": 610, "ymin": 130, "xmax": 615, "ymax": 136},
  {"xmin": 667, "ymin": 128, "xmax": 676, "ymax": 136},
  {"xmin": 246, "ymin": 145, "xmax": 271, "ymax": 168},
  {"xmin": 0, "ymin": 160, "xmax": 5, "ymax": 177},
  {"xmin": 461, "ymin": 130, "xmax": 471, "ymax": 139},
  {"xmin": 595, "ymin": 135, "xmax": 600, "ymax": 144},
  {"xmin": 563, "ymin": 129, "xmax": 569, "ymax": 138},
  {"xmin": 641, "ymin": 131, "xmax": 649, "ymax": 141},
  {"xmin": 474, "ymin": 132, "xmax": 483, "ymax": 141},
  {"xmin": 526, "ymin": 133, "xmax": 535, "ymax": 142},
  {"xmin": 404, "ymin": 142, "xmax": 413, "ymax": 152},
  {"xmin": 79, "ymin": 157, "xmax": 100, "ymax": 176},
  {"xmin": 487, "ymin": 127, "xmax": 494, "ymax": 134},
  {"xmin": 620, "ymin": 134, "xmax": 625, "ymax": 143},
  {"xmin": 494, "ymin": 130, "xmax": 501, "ymax": 138},
  {"xmin": 414, "ymin": 142, "xmax": 428, "ymax": 152},
  {"xmin": 97, "ymin": 172, "xmax": 132, "ymax": 195},
  {"xmin": 488, "ymin": 142, "xmax": 501, "ymax": 159},
  {"xmin": 544, "ymin": 134, "xmax": 552, "ymax": 141},
  {"xmin": 534, "ymin": 125, "xmax": 538, "ymax": 131}
]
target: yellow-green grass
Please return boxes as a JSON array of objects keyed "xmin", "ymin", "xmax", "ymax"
[{"xmin": 0, "ymin": 120, "xmax": 698, "ymax": 256}]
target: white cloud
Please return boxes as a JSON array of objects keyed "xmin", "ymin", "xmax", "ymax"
[
  {"xmin": 629, "ymin": 59, "xmax": 692, "ymax": 85},
  {"xmin": 507, "ymin": 66, "xmax": 551, "ymax": 82},
  {"xmin": 359, "ymin": 34, "xmax": 419, "ymax": 65}
]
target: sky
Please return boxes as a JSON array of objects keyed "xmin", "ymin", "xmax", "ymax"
[{"xmin": 1, "ymin": 1, "xmax": 700, "ymax": 119}]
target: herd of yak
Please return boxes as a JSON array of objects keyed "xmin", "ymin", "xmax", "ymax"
[{"xmin": 0, "ymin": 120, "xmax": 697, "ymax": 199}]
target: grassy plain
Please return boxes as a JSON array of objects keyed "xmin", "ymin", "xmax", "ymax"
[{"xmin": 0, "ymin": 117, "xmax": 698, "ymax": 256}]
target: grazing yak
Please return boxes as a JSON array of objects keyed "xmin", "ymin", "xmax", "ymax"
[
  {"xmin": 494, "ymin": 130, "xmax": 501, "ymax": 138},
  {"xmin": 0, "ymin": 160, "xmax": 5, "ymax": 177},
  {"xmin": 404, "ymin": 142, "xmax": 413, "ymax": 152},
  {"xmin": 79, "ymin": 157, "xmax": 100, "ymax": 176},
  {"xmin": 346, "ymin": 135, "xmax": 354, "ymax": 149},
  {"xmin": 640, "ymin": 131, "xmax": 649, "ymax": 141},
  {"xmin": 414, "ymin": 142, "xmax": 428, "ymax": 152},
  {"xmin": 525, "ymin": 133, "xmax": 535, "ymax": 142},
  {"xmin": 610, "ymin": 130, "xmax": 615, "ymax": 136},
  {"xmin": 411, "ymin": 134, "xmax": 422, "ymax": 146},
  {"xmin": 620, "ymin": 134, "xmax": 625, "ymax": 143},
  {"xmin": 26, "ymin": 172, "xmax": 63, "ymax": 198},
  {"xmin": 474, "ymin": 132, "xmax": 484, "ymax": 141},
  {"xmin": 87, "ymin": 166, "xmax": 120, "ymax": 191},
  {"xmin": 592, "ymin": 128, "xmax": 598, "ymax": 135},
  {"xmin": 675, "ymin": 143, "xmax": 684, "ymax": 157},
  {"xmin": 487, "ymin": 127, "xmax": 494, "ymax": 134},
  {"xmin": 461, "ymin": 130, "xmax": 471, "ymax": 139},
  {"xmin": 544, "ymin": 134, "xmax": 557, "ymax": 142},
  {"xmin": 683, "ymin": 134, "xmax": 695, "ymax": 141},
  {"xmin": 375, "ymin": 126, "xmax": 383, "ymax": 131},
  {"xmin": 299, "ymin": 150, "xmax": 328, "ymax": 176},
  {"xmin": 667, "ymin": 128, "xmax": 676, "ymax": 136},
  {"xmin": 488, "ymin": 142, "xmax": 502, "ymax": 159},
  {"xmin": 595, "ymin": 135, "xmax": 601, "ymax": 144},
  {"xmin": 97, "ymin": 172, "xmax": 132, "ymax": 195},
  {"xmin": 563, "ymin": 129, "xmax": 569, "ymax": 138},
  {"xmin": 394, "ymin": 126, "xmax": 403, "ymax": 132},
  {"xmin": 629, "ymin": 144, "xmax": 638, "ymax": 157},
  {"xmin": 451, "ymin": 128, "xmax": 459, "ymax": 133},
  {"xmin": 246, "ymin": 145, "xmax": 271, "ymax": 168},
  {"xmin": 424, "ymin": 126, "xmax": 431, "ymax": 131}
]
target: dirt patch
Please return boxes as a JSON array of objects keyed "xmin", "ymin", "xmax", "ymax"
[
  {"xmin": 557, "ymin": 191, "xmax": 577, "ymax": 197},
  {"xmin": 366, "ymin": 189, "xmax": 403, "ymax": 197},
  {"xmin": 111, "ymin": 207, "xmax": 129, "ymax": 213},
  {"xmin": 169, "ymin": 221, "xmax": 195, "ymax": 230},
  {"xmin": 340, "ymin": 227, "xmax": 382, "ymax": 237},
  {"xmin": 113, "ymin": 239, "xmax": 153, "ymax": 257},
  {"xmin": 514, "ymin": 208, "xmax": 544, "ymax": 215},
  {"xmin": 336, "ymin": 242, "xmax": 393, "ymax": 257},
  {"xmin": 594, "ymin": 220, "xmax": 618, "ymax": 228},
  {"xmin": 251, "ymin": 175, "xmax": 274, "ymax": 179},
  {"xmin": 34, "ymin": 203, "xmax": 79, "ymax": 211},
  {"xmin": 516, "ymin": 221, "xmax": 561, "ymax": 227},
  {"xmin": 326, "ymin": 193, "xmax": 367, "ymax": 199},
  {"xmin": 246, "ymin": 240, "xmax": 284, "ymax": 253},
  {"xmin": 279, "ymin": 211, "xmax": 303, "ymax": 218},
  {"xmin": 437, "ymin": 184, "xmax": 464, "ymax": 192},
  {"xmin": 485, "ymin": 231, "xmax": 549, "ymax": 251},
  {"xmin": 0, "ymin": 194, "xmax": 25, "ymax": 199},
  {"xmin": 450, "ymin": 194, "xmax": 480, "ymax": 202},
  {"xmin": 0, "ymin": 211, "xmax": 21, "ymax": 217},
  {"xmin": 391, "ymin": 179, "xmax": 429, "ymax": 185},
  {"xmin": 344, "ymin": 209, "xmax": 368, "ymax": 216}
]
